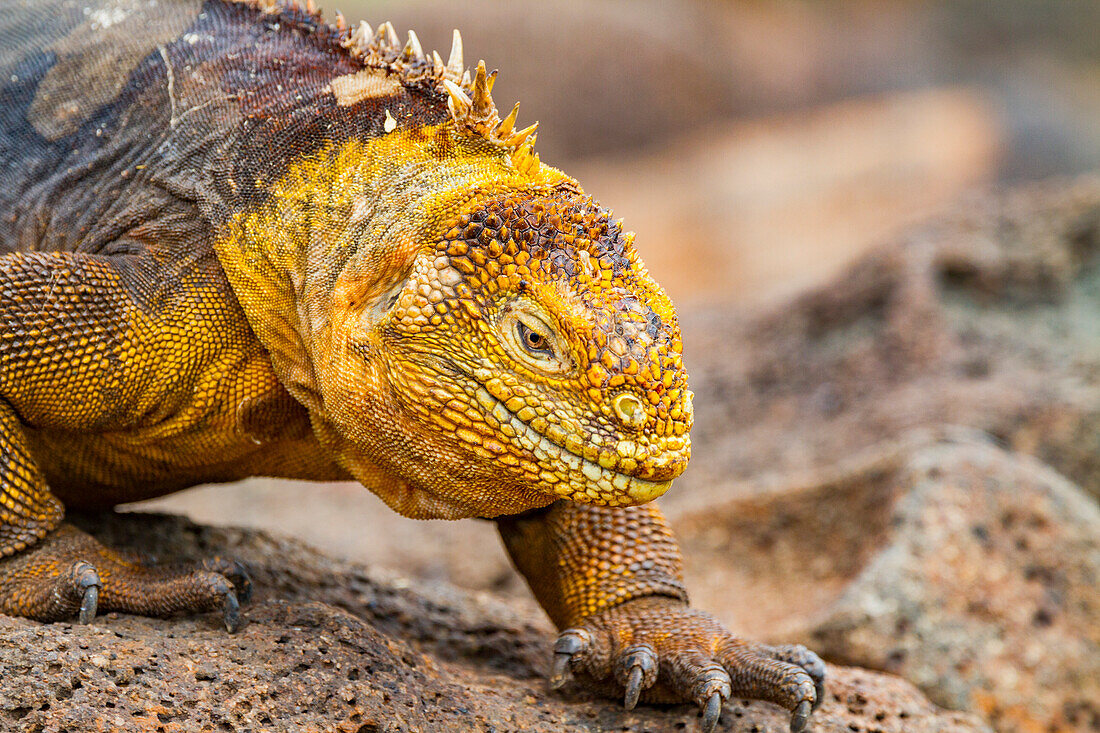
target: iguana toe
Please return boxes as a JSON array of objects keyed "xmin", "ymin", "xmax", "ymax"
[
  {"xmin": 767, "ymin": 643, "xmax": 827, "ymax": 711},
  {"xmin": 198, "ymin": 556, "xmax": 253, "ymax": 606},
  {"xmin": 549, "ymin": 628, "xmax": 591, "ymax": 689}
]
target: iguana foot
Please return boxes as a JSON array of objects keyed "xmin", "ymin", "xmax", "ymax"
[
  {"xmin": 0, "ymin": 523, "xmax": 249, "ymax": 632},
  {"xmin": 549, "ymin": 597, "xmax": 825, "ymax": 733}
]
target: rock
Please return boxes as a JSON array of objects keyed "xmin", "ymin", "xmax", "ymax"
[
  {"xmin": 677, "ymin": 176, "xmax": 1100, "ymax": 507},
  {"xmin": 663, "ymin": 180, "xmax": 1100, "ymax": 731},
  {"xmin": 676, "ymin": 436, "xmax": 1100, "ymax": 733},
  {"xmin": 0, "ymin": 513, "xmax": 990, "ymax": 733}
]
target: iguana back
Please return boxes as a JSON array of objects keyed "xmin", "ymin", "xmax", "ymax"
[{"xmin": 0, "ymin": 0, "xmax": 441, "ymax": 258}]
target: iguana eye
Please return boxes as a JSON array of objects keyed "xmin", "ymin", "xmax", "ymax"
[
  {"xmin": 498, "ymin": 302, "xmax": 570, "ymax": 375},
  {"xmin": 517, "ymin": 320, "xmax": 552, "ymax": 357}
]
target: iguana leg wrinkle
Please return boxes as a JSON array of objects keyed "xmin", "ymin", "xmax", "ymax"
[
  {"xmin": 0, "ymin": 524, "xmax": 248, "ymax": 632},
  {"xmin": 498, "ymin": 501, "xmax": 825, "ymax": 732}
]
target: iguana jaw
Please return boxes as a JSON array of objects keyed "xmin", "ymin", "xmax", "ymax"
[{"xmin": 473, "ymin": 386, "xmax": 677, "ymax": 504}]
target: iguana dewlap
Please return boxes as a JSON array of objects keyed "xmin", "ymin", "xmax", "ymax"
[{"xmin": 0, "ymin": 2, "xmax": 824, "ymax": 730}]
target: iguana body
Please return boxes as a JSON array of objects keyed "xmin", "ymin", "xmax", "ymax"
[{"xmin": 0, "ymin": 1, "xmax": 823, "ymax": 729}]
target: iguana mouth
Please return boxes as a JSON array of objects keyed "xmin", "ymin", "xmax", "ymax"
[{"xmin": 474, "ymin": 387, "xmax": 674, "ymax": 505}]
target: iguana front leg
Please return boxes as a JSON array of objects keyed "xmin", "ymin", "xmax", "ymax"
[
  {"xmin": 0, "ymin": 250, "xmax": 249, "ymax": 630},
  {"xmin": 0, "ymin": 523, "xmax": 250, "ymax": 631},
  {"xmin": 498, "ymin": 501, "xmax": 825, "ymax": 732}
]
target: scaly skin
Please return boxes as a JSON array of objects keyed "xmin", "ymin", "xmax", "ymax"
[{"xmin": 0, "ymin": 1, "xmax": 824, "ymax": 729}]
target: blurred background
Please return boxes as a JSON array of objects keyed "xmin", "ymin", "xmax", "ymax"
[
  {"xmin": 133, "ymin": 1, "xmax": 1100, "ymax": 724},
  {"xmin": 368, "ymin": 0, "xmax": 1100, "ymax": 307},
  {"xmin": 141, "ymin": 0, "xmax": 1100, "ymax": 611}
]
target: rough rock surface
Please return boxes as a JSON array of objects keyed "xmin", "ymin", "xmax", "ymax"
[
  {"xmin": 676, "ymin": 435, "xmax": 1100, "ymax": 733},
  {"xmin": 663, "ymin": 179, "xmax": 1100, "ymax": 732},
  {"xmin": 0, "ymin": 513, "xmax": 990, "ymax": 733}
]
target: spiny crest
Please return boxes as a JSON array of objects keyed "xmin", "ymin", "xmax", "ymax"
[
  {"xmin": 339, "ymin": 20, "xmax": 539, "ymax": 167},
  {"xmin": 235, "ymin": 0, "xmax": 541, "ymax": 172}
]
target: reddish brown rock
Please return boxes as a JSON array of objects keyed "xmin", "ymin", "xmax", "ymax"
[
  {"xmin": 0, "ymin": 513, "xmax": 990, "ymax": 733},
  {"xmin": 677, "ymin": 437, "xmax": 1100, "ymax": 733}
]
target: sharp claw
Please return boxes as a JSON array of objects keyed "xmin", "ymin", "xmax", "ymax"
[
  {"xmin": 549, "ymin": 652, "xmax": 572, "ymax": 689},
  {"xmin": 806, "ymin": 655, "xmax": 826, "ymax": 712},
  {"xmin": 623, "ymin": 665, "xmax": 644, "ymax": 710},
  {"xmin": 812, "ymin": 676, "xmax": 826, "ymax": 712},
  {"xmin": 78, "ymin": 584, "xmax": 99, "ymax": 625},
  {"xmin": 231, "ymin": 561, "xmax": 253, "ymax": 605},
  {"xmin": 72, "ymin": 561, "xmax": 101, "ymax": 625},
  {"xmin": 618, "ymin": 644, "xmax": 657, "ymax": 709},
  {"xmin": 702, "ymin": 691, "xmax": 722, "ymax": 733},
  {"xmin": 223, "ymin": 590, "xmax": 241, "ymax": 633},
  {"xmin": 549, "ymin": 628, "xmax": 591, "ymax": 690},
  {"xmin": 790, "ymin": 700, "xmax": 812, "ymax": 733}
]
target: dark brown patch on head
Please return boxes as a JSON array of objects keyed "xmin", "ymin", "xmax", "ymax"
[
  {"xmin": 188, "ymin": 2, "xmax": 449, "ymax": 208},
  {"xmin": 430, "ymin": 188, "xmax": 690, "ymax": 446}
]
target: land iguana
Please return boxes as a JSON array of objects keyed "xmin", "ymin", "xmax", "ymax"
[{"xmin": 0, "ymin": 1, "xmax": 825, "ymax": 729}]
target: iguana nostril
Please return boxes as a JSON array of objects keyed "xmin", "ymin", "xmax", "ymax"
[{"xmin": 612, "ymin": 393, "xmax": 646, "ymax": 429}]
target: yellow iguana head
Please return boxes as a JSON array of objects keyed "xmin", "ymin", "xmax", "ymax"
[
  {"xmin": 373, "ymin": 185, "xmax": 693, "ymax": 510},
  {"xmin": 215, "ymin": 18, "xmax": 692, "ymax": 518}
]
